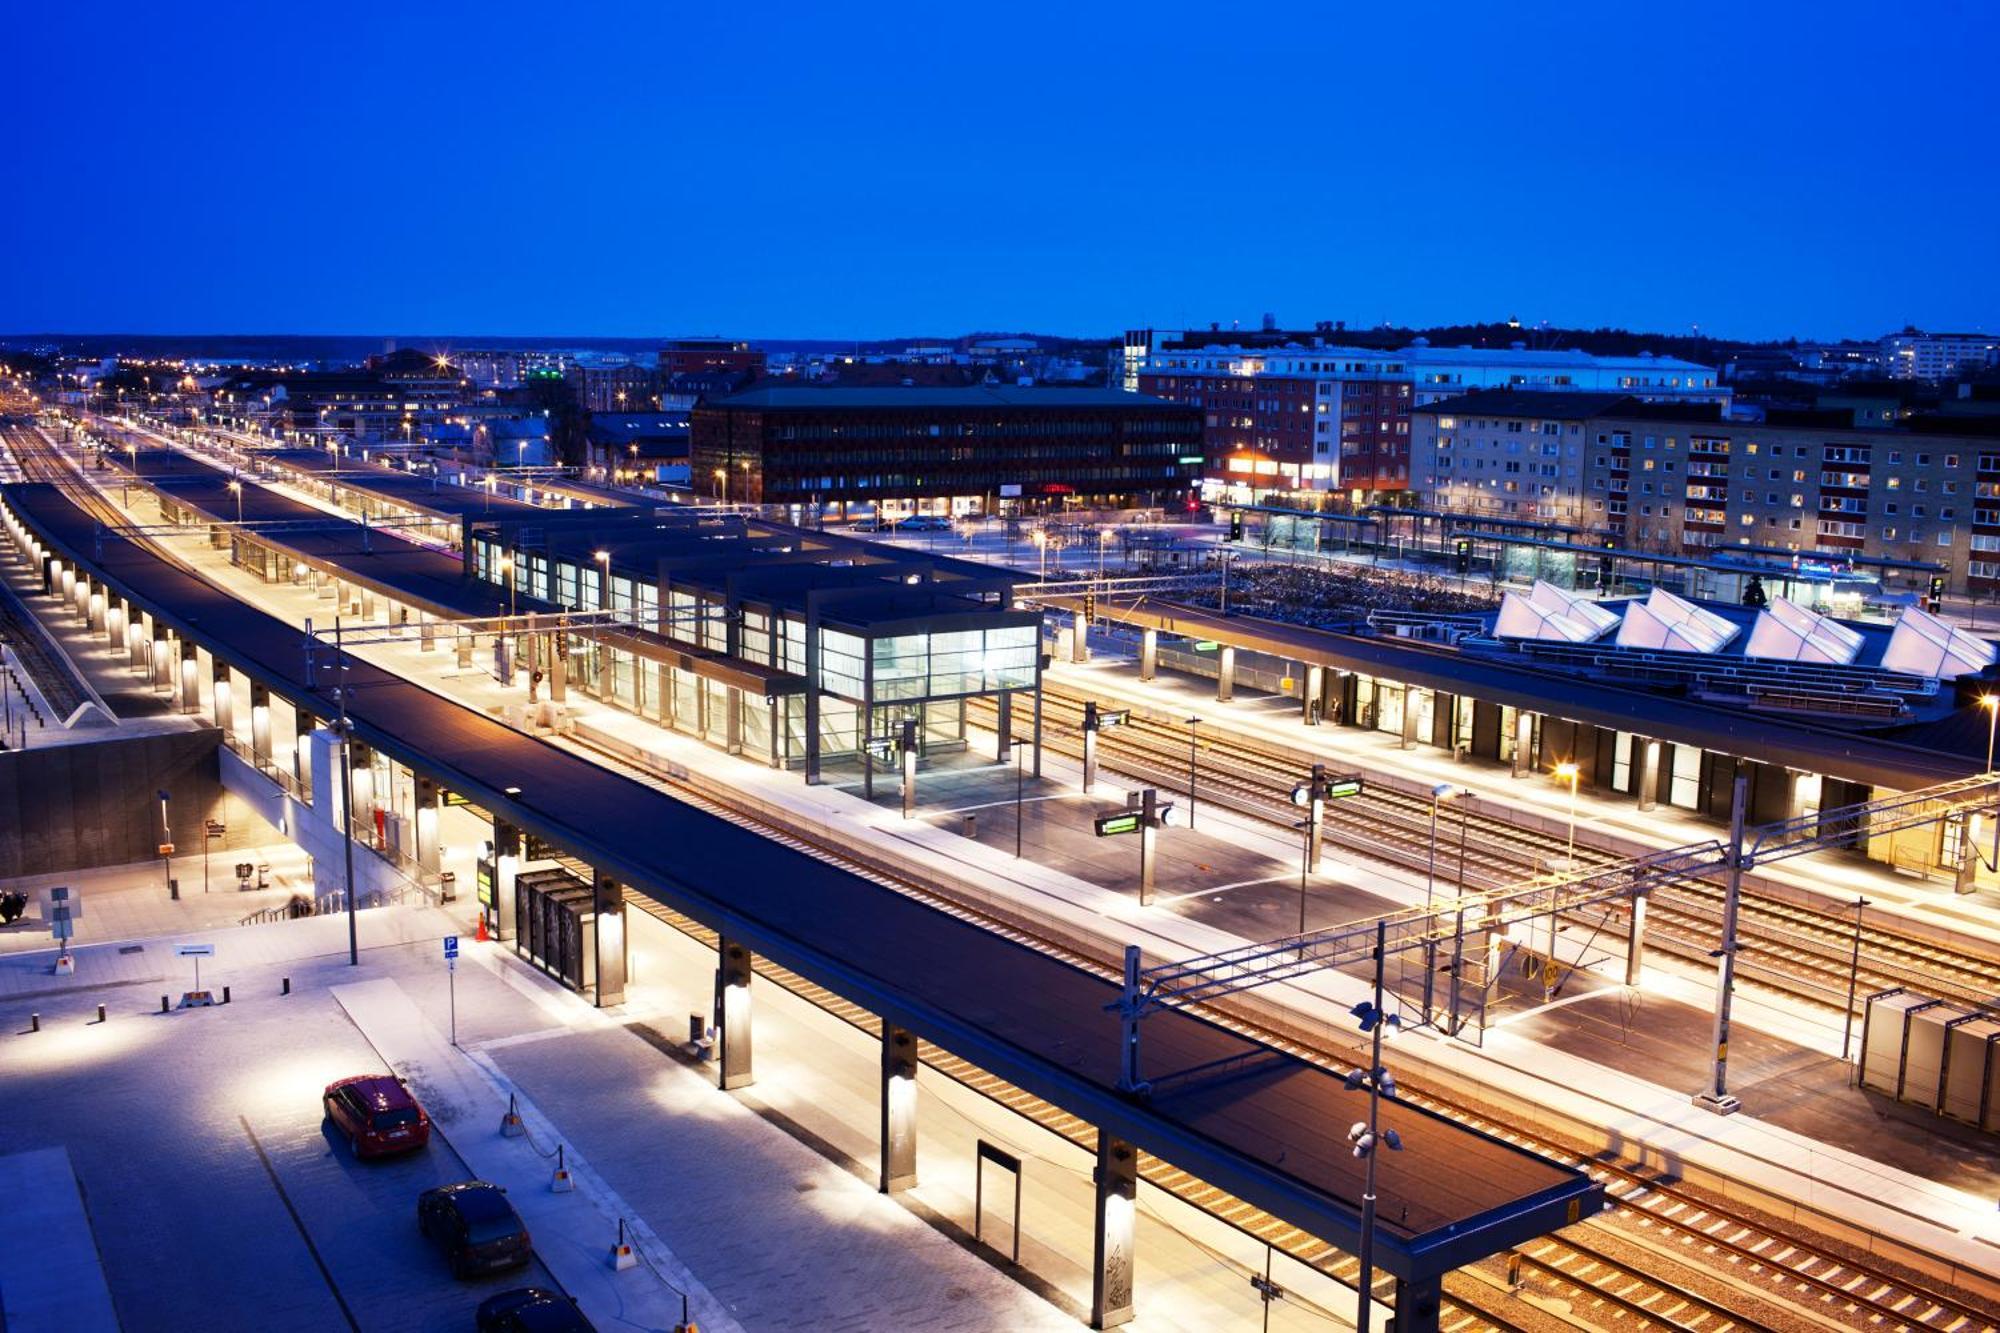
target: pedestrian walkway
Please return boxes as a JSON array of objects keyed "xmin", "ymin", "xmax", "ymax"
[
  {"xmin": 0, "ymin": 846, "xmax": 313, "ymax": 956},
  {"xmin": 331, "ymin": 976, "xmax": 749, "ymax": 1333},
  {"xmin": 0, "ymin": 1147, "xmax": 119, "ymax": 1333}
]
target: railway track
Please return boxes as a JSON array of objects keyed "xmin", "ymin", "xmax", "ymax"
[
  {"xmin": 980, "ymin": 686, "xmax": 2000, "ymax": 1013},
  {"xmin": 12, "ymin": 419, "xmax": 1996, "ymax": 1330}
]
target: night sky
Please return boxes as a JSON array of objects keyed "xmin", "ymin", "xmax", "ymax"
[{"xmin": 5, "ymin": 1, "xmax": 1995, "ymax": 342}]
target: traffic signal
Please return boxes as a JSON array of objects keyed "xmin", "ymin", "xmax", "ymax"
[
  {"xmin": 1228, "ymin": 513, "xmax": 1244, "ymax": 542},
  {"xmin": 1083, "ymin": 592, "xmax": 1096, "ymax": 621},
  {"xmin": 1928, "ymin": 574, "xmax": 1945, "ymax": 612},
  {"xmin": 1454, "ymin": 539, "xmax": 1471, "ymax": 574}
]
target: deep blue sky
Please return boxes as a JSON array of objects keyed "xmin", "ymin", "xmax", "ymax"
[{"xmin": 4, "ymin": 2, "xmax": 1996, "ymax": 343}]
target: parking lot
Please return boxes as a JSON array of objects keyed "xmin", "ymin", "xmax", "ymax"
[{"xmin": 2, "ymin": 931, "xmax": 561, "ymax": 1332}]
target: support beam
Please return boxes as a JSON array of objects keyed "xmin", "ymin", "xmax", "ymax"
[
  {"xmin": 413, "ymin": 776, "xmax": 442, "ymax": 876},
  {"xmin": 153, "ymin": 626, "xmax": 173, "ymax": 689},
  {"xmin": 994, "ymin": 690, "xmax": 1012, "ymax": 763},
  {"xmin": 1636, "ymin": 738, "xmax": 1662, "ymax": 812},
  {"xmin": 1090, "ymin": 1134, "xmax": 1138, "ymax": 1328},
  {"xmin": 1392, "ymin": 1275, "xmax": 1443, "ymax": 1333},
  {"xmin": 1302, "ymin": 664, "xmax": 1323, "ymax": 725},
  {"xmin": 1400, "ymin": 690, "xmax": 1421, "ymax": 751},
  {"xmin": 1072, "ymin": 610, "xmax": 1089, "ymax": 663},
  {"xmin": 1138, "ymin": 628, "xmax": 1157, "ymax": 681},
  {"xmin": 879, "ymin": 1025, "xmax": 918, "ymax": 1194},
  {"xmin": 1216, "ymin": 645, "xmax": 1235, "ymax": 703},
  {"xmin": 492, "ymin": 819, "xmax": 521, "ymax": 943},
  {"xmin": 177, "ymin": 640, "xmax": 200, "ymax": 712},
  {"xmin": 250, "ymin": 682, "xmax": 272, "ymax": 768},
  {"xmin": 715, "ymin": 938, "xmax": 754, "ymax": 1090},
  {"xmin": 211, "ymin": 660, "xmax": 234, "ymax": 735},
  {"xmin": 1624, "ymin": 891, "xmax": 1647, "ymax": 986},
  {"xmin": 593, "ymin": 873, "xmax": 627, "ymax": 1007},
  {"xmin": 1511, "ymin": 710, "xmax": 1535, "ymax": 778}
]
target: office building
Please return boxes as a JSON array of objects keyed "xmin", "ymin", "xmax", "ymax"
[
  {"xmin": 690, "ymin": 385, "xmax": 1203, "ymax": 512},
  {"xmin": 1126, "ymin": 328, "xmax": 1722, "ymax": 503}
]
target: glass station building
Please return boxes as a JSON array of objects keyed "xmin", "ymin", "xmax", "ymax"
[{"xmin": 465, "ymin": 508, "xmax": 1041, "ymax": 778}]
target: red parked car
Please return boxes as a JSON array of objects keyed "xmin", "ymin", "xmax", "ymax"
[{"xmin": 323, "ymin": 1074, "xmax": 431, "ymax": 1158}]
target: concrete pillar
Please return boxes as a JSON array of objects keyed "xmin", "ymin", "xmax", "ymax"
[
  {"xmin": 1303, "ymin": 664, "xmax": 1323, "ymax": 725},
  {"xmin": 211, "ymin": 659, "xmax": 234, "ymax": 734},
  {"xmin": 492, "ymin": 819, "xmax": 520, "ymax": 942},
  {"xmin": 1625, "ymin": 891, "xmax": 1648, "ymax": 985},
  {"xmin": 1511, "ymin": 710, "xmax": 1535, "ymax": 778},
  {"xmin": 153, "ymin": 626, "xmax": 173, "ymax": 688},
  {"xmin": 995, "ymin": 689, "xmax": 1012, "ymax": 762},
  {"xmin": 414, "ymin": 776, "xmax": 442, "ymax": 876},
  {"xmin": 176, "ymin": 640, "xmax": 199, "ymax": 710},
  {"xmin": 105, "ymin": 598, "xmax": 125, "ymax": 648},
  {"xmin": 1216, "ymin": 646, "xmax": 1235, "ymax": 703},
  {"xmin": 58, "ymin": 562, "xmax": 75, "ymax": 605},
  {"xmin": 1072, "ymin": 610, "xmax": 1089, "ymax": 663},
  {"xmin": 593, "ymin": 874, "xmax": 627, "ymax": 1007},
  {"xmin": 349, "ymin": 743, "xmax": 378, "ymax": 846},
  {"xmin": 1138, "ymin": 628, "xmax": 1157, "ymax": 681},
  {"xmin": 549, "ymin": 641, "xmax": 568, "ymax": 702},
  {"xmin": 879, "ymin": 1025, "xmax": 918, "ymax": 1194},
  {"xmin": 1637, "ymin": 738, "xmax": 1662, "ymax": 812},
  {"xmin": 456, "ymin": 627, "xmax": 474, "ymax": 668},
  {"xmin": 419, "ymin": 615, "xmax": 436, "ymax": 652},
  {"xmin": 715, "ymin": 937, "xmax": 754, "ymax": 1090},
  {"xmin": 1783, "ymin": 769, "xmax": 1805, "ymax": 821},
  {"xmin": 1392, "ymin": 1275, "xmax": 1443, "ymax": 1333},
  {"xmin": 72, "ymin": 572, "xmax": 88, "ymax": 619},
  {"xmin": 250, "ymin": 682, "xmax": 272, "ymax": 767},
  {"xmin": 1400, "ymin": 689, "xmax": 1421, "ymax": 750},
  {"xmin": 129, "ymin": 616, "xmax": 148, "ymax": 672},
  {"xmin": 1090, "ymin": 1134, "xmax": 1138, "ymax": 1328},
  {"xmin": 88, "ymin": 588, "xmax": 105, "ymax": 633}
]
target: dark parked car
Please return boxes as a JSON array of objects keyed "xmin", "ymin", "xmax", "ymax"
[
  {"xmin": 476, "ymin": 1287, "xmax": 595, "ymax": 1331},
  {"xmin": 417, "ymin": 1181, "xmax": 532, "ymax": 1278},
  {"xmin": 323, "ymin": 1074, "xmax": 431, "ymax": 1158}
]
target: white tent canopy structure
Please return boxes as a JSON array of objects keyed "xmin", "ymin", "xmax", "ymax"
[
  {"xmin": 1615, "ymin": 587, "xmax": 1739, "ymax": 654},
  {"xmin": 1880, "ymin": 605, "xmax": 1998, "ymax": 679},
  {"xmin": 1494, "ymin": 580, "xmax": 1621, "ymax": 643},
  {"xmin": 1743, "ymin": 596, "xmax": 1865, "ymax": 665}
]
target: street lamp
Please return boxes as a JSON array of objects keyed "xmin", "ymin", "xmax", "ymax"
[
  {"xmin": 594, "ymin": 549, "xmax": 611, "ymax": 610},
  {"xmin": 1031, "ymin": 528, "xmax": 1048, "ymax": 580},
  {"xmin": 1185, "ymin": 716, "xmax": 1200, "ymax": 830},
  {"xmin": 1097, "ymin": 526, "xmax": 1115, "ymax": 577},
  {"xmin": 226, "ymin": 478, "xmax": 243, "ymax": 525},
  {"xmin": 1346, "ymin": 922, "xmax": 1404, "ymax": 1333},
  {"xmin": 498, "ymin": 555, "xmax": 517, "ymax": 617},
  {"xmin": 1548, "ymin": 760, "xmax": 1581, "ymax": 1001},
  {"xmin": 1981, "ymin": 695, "xmax": 1998, "ymax": 772},
  {"xmin": 714, "ymin": 466, "xmax": 728, "ymax": 506}
]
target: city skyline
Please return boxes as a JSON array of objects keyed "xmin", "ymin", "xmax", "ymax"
[{"xmin": 4, "ymin": 1, "xmax": 1996, "ymax": 343}]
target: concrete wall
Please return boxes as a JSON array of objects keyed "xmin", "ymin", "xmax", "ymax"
[{"xmin": 0, "ymin": 727, "xmax": 269, "ymax": 879}]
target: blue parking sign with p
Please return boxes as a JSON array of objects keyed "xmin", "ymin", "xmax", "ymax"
[{"xmin": 444, "ymin": 935, "xmax": 459, "ymax": 960}]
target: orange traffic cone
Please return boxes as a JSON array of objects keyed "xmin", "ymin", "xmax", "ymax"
[{"xmin": 475, "ymin": 915, "xmax": 490, "ymax": 943}]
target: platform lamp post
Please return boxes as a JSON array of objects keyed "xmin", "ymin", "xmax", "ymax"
[
  {"xmin": 1841, "ymin": 895, "xmax": 1871, "ymax": 1065},
  {"xmin": 1031, "ymin": 527, "xmax": 1048, "ymax": 580},
  {"xmin": 226, "ymin": 478, "xmax": 243, "ymax": 525},
  {"xmin": 1423, "ymin": 784, "xmax": 1466, "ymax": 1021},
  {"xmin": 497, "ymin": 556, "xmax": 517, "ymax": 618},
  {"xmin": 1542, "ymin": 760, "xmax": 1581, "ymax": 1001},
  {"xmin": 1346, "ymin": 919, "xmax": 1403, "ymax": 1333},
  {"xmin": 1981, "ymin": 694, "xmax": 1998, "ymax": 772}
]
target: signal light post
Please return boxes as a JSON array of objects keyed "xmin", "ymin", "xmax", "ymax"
[
  {"xmin": 1094, "ymin": 787, "xmax": 1179, "ymax": 906},
  {"xmin": 1290, "ymin": 766, "xmax": 1364, "ymax": 936}
]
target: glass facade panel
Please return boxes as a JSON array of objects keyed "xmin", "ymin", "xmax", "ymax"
[
  {"xmin": 554, "ymin": 562, "xmax": 581, "ymax": 609},
  {"xmin": 872, "ymin": 635, "xmax": 929, "ymax": 702},
  {"xmin": 819, "ymin": 629, "xmax": 867, "ymax": 699}
]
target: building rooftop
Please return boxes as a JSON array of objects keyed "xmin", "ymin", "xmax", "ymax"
[
  {"xmin": 705, "ymin": 385, "xmax": 1181, "ymax": 411},
  {"xmin": 1411, "ymin": 390, "xmax": 1639, "ymax": 419}
]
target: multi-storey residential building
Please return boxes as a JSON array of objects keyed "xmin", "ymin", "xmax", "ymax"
[
  {"xmin": 1128, "ymin": 328, "xmax": 1722, "ymax": 504},
  {"xmin": 1880, "ymin": 328, "xmax": 2000, "ymax": 381},
  {"xmin": 658, "ymin": 338, "xmax": 765, "ymax": 380},
  {"xmin": 1412, "ymin": 389, "xmax": 2000, "ymax": 593},
  {"xmin": 690, "ymin": 385, "xmax": 1203, "ymax": 512},
  {"xmin": 566, "ymin": 360, "xmax": 659, "ymax": 413}
]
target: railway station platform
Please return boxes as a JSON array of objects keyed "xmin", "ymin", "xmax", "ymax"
[
  {"xmin": 13, "ymin": 440, "xmax": 2000, "ymax": 1314},
  {"xmin": 1050, "ymin": 635, "xmax": 2000, "ymax": 955},
  {"xmin": 87, "ymin": 489, "xmax": 1991, "ymax": 1305}
]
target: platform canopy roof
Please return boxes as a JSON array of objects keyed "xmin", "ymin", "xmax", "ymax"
[
  {"xmin": 1494, "ymin": 579, "xmax": 1620, "ymax": 643},
  {"xmin": 1744, "ymin": 595, "xmax": 1866, "ymax": 666},
  {"xmin": 1615, "ymin": 587, "xmax": 1739, "ymax": 654},
  {"xmin": 1881, "ymin": 604, "xmax": 1999, "ymax": 679}
]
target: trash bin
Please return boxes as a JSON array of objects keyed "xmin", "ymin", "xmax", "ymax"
[
  {"xmin": 168, "ymin": 878, "xmax": 179, "ymax": 901},
  {"xmin": 439, "ymin": 871, "xmax": 457, "ymax": 903},
  {"xmin": 960, "ymin": 813, "xmax": 978, "ymax": 838}
]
